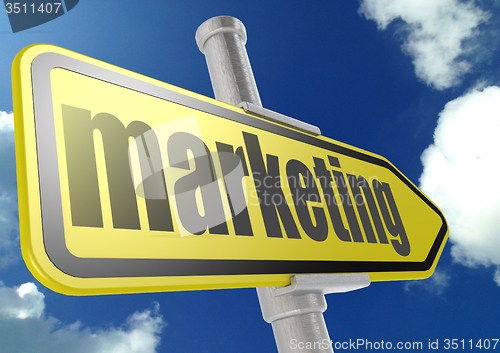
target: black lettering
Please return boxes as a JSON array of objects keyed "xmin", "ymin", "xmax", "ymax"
[
  {"xmin": 243, "ymin": 132, "xmax": 300, "ymax": 239},
  {"xmin": 329, "ymin": 157, "xmax": 364, "ymax": 243},
  {"xmin": 62, "ymin": 105, "xmax": 102, "ymax": 227},
  {"xmin": 62, "ymin": 105, "xmax": 173, "ymax": 231},
  {"xmin": 313, "ymin": 157, "xmax": 350, "ymax": 242},
  {"xmin": 235, "ymin": 146, "xmax": 249, "ymax": 176},
  {"xmin": 134, "ymin": 131, "xmax": 174, "ymax": 232},
  {"xmin": 373, "ymin": 180, "xmax": 410, "ymax": 256},
  {"xmin": 287, "ymin": 159, "xmax": 328, "ymax": 241},
  {"xmin": 347, "ymin": 174, "xmax": 377, "ymax": 243},
  {"xmin": 216, "ymin": 142, "xmax": 253, "ymax": 236},
  {"xmin": 350, "ymin": 175, "xmax": 389, "ymax": 244},
  {"xmin": 168, "ymin": 132, "xmax": 228, "ymax": 235}
]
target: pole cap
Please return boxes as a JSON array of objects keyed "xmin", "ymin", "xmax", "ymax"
[{"xmin": 195, "ymin": 16, "xmax": 247, "ymax": 54}]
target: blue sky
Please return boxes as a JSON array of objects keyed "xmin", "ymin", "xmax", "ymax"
[{"xmin": 1, "ymin": 0, "xmax": 500, "ymax": 352}]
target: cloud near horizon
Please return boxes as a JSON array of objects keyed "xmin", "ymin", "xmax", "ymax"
[
  {"xmin": 404, "ymin": 269, "xmax": 450, "ymax": 295},
  {"xmin": 359, "ymin": 0, "xmax": 489, "ymax": 90},
  {"xmin": 0, "ymin": 281, "xmax": 165, "ymax": 353},
  {"xmin": 419, "ymin": 86, "xmax": 500, "ymax": 285}
]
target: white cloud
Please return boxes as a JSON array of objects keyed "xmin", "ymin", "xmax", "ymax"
[
  {"xmin": 0, "ymin": 111, "xmax": 19, "ymax": 269},
  {"xmin": 359, "ymin": 0, "xmax": 489, "ymax": 90},
  {"xmin": 0, "ymin": 111, "xmax": 14, "ymax": 132},
  {"xmin": 0, "ymin": 282, "xmax": 165, "ymax": 352},
  {"xmin": 494, "ymin": 269, "xmax": 500, "ymax": 286},
  {"xmin": 404, "ymin": 270, "xmax": 450, "ymax": 295},
  {"xmin": 420, "ymin": 86, "xmax": 500, "ymax": 284},
  {"xmin": 0, "ymin": 282, "xmax": 45, "ymax": 319}
]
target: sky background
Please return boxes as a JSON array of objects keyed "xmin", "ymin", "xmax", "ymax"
[{"xmin": 1, "ymin": 0, "xmax": 500, "ymax": 352}]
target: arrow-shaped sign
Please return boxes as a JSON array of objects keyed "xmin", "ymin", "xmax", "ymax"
[{"xmin": 13, "ymin": 44, "xmax": 448, "ymax": 295}]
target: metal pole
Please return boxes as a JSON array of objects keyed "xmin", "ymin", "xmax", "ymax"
[
  {"xmin": 195, "ymin": 16, "xmax": 370, "ymax": 353},
  {"xmin": 195, "ymin": 16, "xmax": 261, "ymax": 106}
]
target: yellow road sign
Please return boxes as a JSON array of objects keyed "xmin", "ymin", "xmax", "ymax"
[{"xmin": 13, "ymin": 44, "xmax": 448, "ymax": 295}]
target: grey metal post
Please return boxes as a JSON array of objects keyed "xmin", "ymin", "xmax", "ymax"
[
  {"xmin": 195, "ymin": 16, "xmax": 261, "ymax": 107},
  {"xmin": 196, "ymin": 16, "xmax": 370, "ymax": 353}
]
